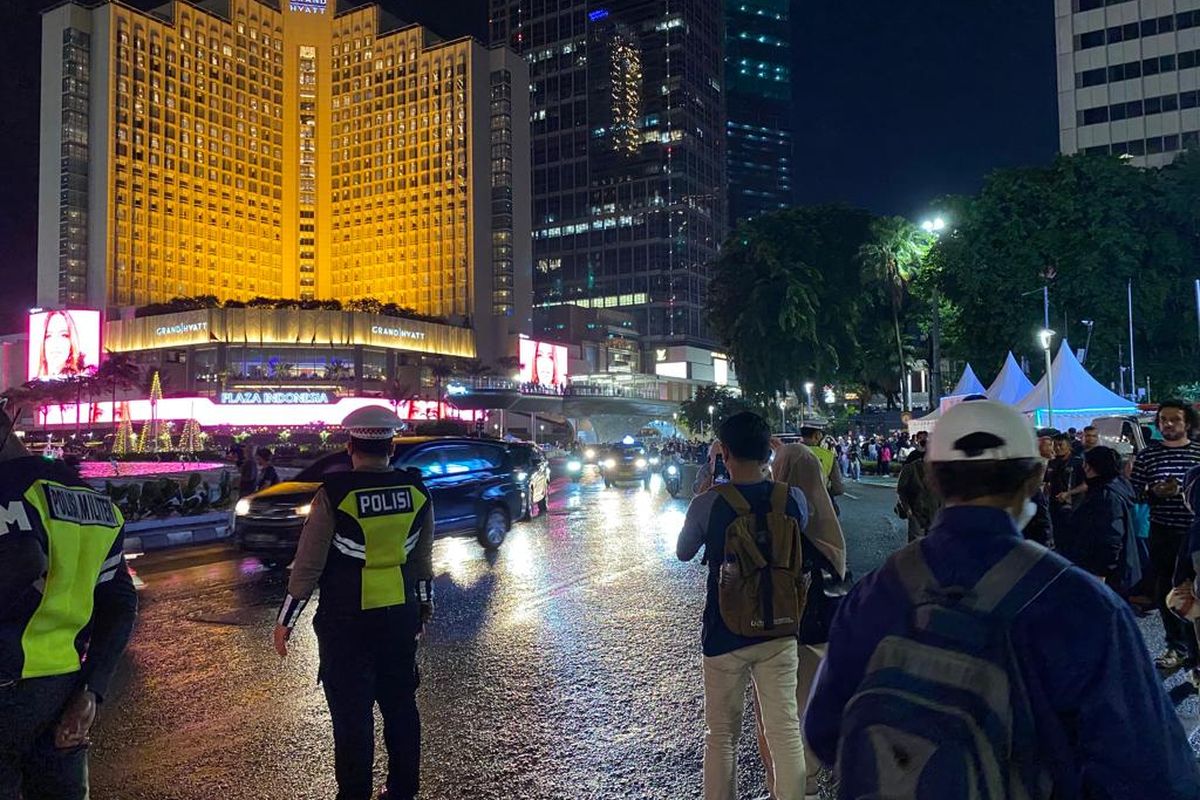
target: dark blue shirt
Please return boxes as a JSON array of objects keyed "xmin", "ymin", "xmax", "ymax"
[
  {"xmin": 804, "ymin": 506, "xmax": 1200, "ymax": 799},
  {"xmin": 677, "ymin": 481, "xmax": 809, "ymax": 657}
]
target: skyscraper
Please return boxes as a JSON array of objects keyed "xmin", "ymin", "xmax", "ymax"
[
  {"xmin": 488, "ymin": 0, "xmax": 726, "ymax": 348},
  {"xmin": 1055, "ymin": 0, "xmax": 1200, "ymax": 166},
  {"xmin": 725, "ymin": 0, "xmax": 791, "ymax": 225},
  {"xmin": 39, "ymin": 0, "xmax": 531, "ymax": 340}
]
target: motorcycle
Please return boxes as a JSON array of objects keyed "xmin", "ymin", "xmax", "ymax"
[{"xmin": 663, "ymin": 459, "xmax": 682, "ymax": 498}]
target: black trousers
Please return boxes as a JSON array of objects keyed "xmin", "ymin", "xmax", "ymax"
[
  {"xmin": 315, "ymin": 606, "xmax": 421, "ymax": 800},
  {"xmin": 1148, "ymin": 522, "xmax": 1198, "ymax": 659},
  {"xmin": 0, "ymin": 672, "xmax": 88, "ymax": 800}
]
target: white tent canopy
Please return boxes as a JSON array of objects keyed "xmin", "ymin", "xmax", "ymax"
[
  {"xmin": 986, "ymin": 352, "xmax": 1035, "ymax": 405},
  {"xmin": 908, "ymin": 363, "xmax": 988, "ymax": 433},
  {"xmin": 1016, "ymin": 340, "xmax": 1136, "ymax": 430},
  {"xmin": 950, "ymin": 363, "xmax": 986, "ymax": 397}
]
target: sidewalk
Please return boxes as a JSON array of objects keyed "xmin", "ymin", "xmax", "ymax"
[{"xmin": 124, "ymin": 511, "xmax": 233, "ymax": 553}]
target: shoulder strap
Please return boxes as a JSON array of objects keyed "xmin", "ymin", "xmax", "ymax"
[
  {"xmin": 769, "ymin": 481, "xmax": 789, "ymax": 515},
  {"xmin": 713, "ymin": 483, "xmax": 751, "ymax": 516},
  {"xmin": 891, "ymin": 541, "xmax": 940, "ymax": 606},
  {"xmin": 962, "ymin": 540, "xmax": 1070, "ymax": 621}
]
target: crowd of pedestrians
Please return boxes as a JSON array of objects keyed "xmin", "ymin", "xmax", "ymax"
[{"xmin": 678, "ymin": 400, "xmax": 1200, "ymax": 799}]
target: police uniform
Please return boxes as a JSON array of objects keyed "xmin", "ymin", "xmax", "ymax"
[
  {"xmin": 276, "ymin": 408, "xmax": 434, "ymax": 800},
  {"xmin": 0, "ymin": 455, "xmax": 137, "ymax": 799}
]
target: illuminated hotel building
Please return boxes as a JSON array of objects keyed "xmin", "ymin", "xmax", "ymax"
[
  {"xmin": 37, "ymin": 0, "xmax": 532, "ymax": 362},
  {"xmin": 488, "ymin": 0, "xmax": 726, "ymax": 348}
]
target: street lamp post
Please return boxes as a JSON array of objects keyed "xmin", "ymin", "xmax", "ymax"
[
  {"xmin": 804, "ymin": 382, "xmax": 815, "ymax": 415},
  {"xmin": 779, "ymin": 400, "xmax": 787, "ymax": 434},
  {"xmin": 1039, "ymin": 329, "xmax": 1056, "ymax": 428},
  {"xmin": 708, "ymin": 404, "xmax": 715, "ymax": 438}
]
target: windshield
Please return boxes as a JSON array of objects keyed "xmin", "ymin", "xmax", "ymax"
[{"xmin": 294, "ymin": 452, "xmax": 352, "ymax": 482}]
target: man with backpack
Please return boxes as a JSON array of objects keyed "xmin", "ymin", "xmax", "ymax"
[
  {"xmin": 677, "ymin": 412, "xmax": 813, "ymax": 800},
  {"xmin": 805, "ymin": 400, "xmax": 1199, "ymax": 799},
  {"xmin": 896, "ymin": 431, "xmax": 938, "ymax": 542}
]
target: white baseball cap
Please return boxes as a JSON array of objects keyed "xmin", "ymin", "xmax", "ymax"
[{"xmin": 927, "ymin": 400, "xmax": 1039, "ymax": 463}]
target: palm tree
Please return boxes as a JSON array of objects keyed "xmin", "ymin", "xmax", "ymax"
[
  {"xmin": 384, "ymin": 377, "xmax": 419, "ymax": 418},
  {"xmin": 427, "ymin": 358, "xmax": 455, "ymax": 420},
  {"xmin": 96, "ymin": 352, "xmax": 141, "ymax": 430},
  {"xmin": 858, "ymin": 217, "xmax": 930, "ymax": 410}
]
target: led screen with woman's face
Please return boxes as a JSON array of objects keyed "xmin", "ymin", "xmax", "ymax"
[
  {"xmin": 519, "ymin": 339, "xmax": 568, "ymax": 388},
  {"xmin": 28, "ymin": 310, "xmax": 101, "ymax": 380}
]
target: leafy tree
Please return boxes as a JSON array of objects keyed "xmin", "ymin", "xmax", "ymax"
[
  {"xmin": 708, "ymin": 206, "xmax": 874, "ymax": 399},
  {"xmin": 926, "ymin": 153, "xmax": 1199, "ymax": 392},
  {"xmin": 678, "ymin": 385, "xmax": 750, "ymax": 436}
]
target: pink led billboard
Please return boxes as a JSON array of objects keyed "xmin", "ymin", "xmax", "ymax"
[
  {"xmin": 28, "ymin": 309, "xmax": 102, "ymax": 381},
  {"xmin": 518, "ymin": 338, "xmax": 568, "ymax": 388}
]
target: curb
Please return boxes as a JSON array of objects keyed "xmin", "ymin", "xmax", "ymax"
[{"xmin": 124, "ymin": 511, "xmax": 233, "ymax": 553}]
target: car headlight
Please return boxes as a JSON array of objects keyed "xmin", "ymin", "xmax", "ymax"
[
  {"xmin": 235, "ymin": 498, "xmax": 251, "ymax": 516},
  {"xmin": 567, "ymin": 460, "xmax": 582, "ymax": 472},
  {"xmin": 585, "ymin": 448, "xmax": 596, "ymax": 460},
  {"xmin": 650, "ymin": 456, "xmax": 660, "ymax": 465},
  {"xmin": 635, "ymin": 458, "xmax": 647, "ymax": 469},
  {"xmin": 515, "ymin": 471, "xmax": 528, "ymax": 482},
  {"xmin": 667, "ymin": 464, "xmax": 678, "ymax": 476},
  {"xmin": 603, "ymin": 458, "xmax": 616, "ymax": 469},
  {"xmin": 294, "ymin": 503, "xmax": 312, "ymax": 516}
]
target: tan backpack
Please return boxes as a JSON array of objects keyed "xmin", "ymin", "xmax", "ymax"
[{"xmin": 713, "ymin": 482, "xmax": 810, "ymax": 638}]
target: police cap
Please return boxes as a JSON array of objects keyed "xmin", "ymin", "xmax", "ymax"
[{"xmin": 341, "ymin": 405, "xmax": 403, "ymax": 440}]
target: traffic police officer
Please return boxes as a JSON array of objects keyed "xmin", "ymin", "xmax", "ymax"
[
  {"xmin": 800, "ymin": 421, "xmax": 845, "ymax": 512},
  {"xmin": 273, "ymin": 405, "xmax": 434, "ymax": 800},
  {"xmin": 0, "ymin": 398, "xmax": 138, "ymax": 799}
]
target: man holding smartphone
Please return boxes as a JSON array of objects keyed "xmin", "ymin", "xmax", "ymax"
[{"xmin": 1131, "ymin": 399, "xmax": 1200, "ymax": 675}]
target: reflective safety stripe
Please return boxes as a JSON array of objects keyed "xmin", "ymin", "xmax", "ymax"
[
  {"xmin": 405, "ymin": 530, "xmax": 420, "ymax": 555},
  {"xmin": 336, "ymin": 487, "xmax": 427, "ymax": 611},
  {"xmin": 19, "ymin": 480, "xmax": 123, "ymax": 679},
  {"xmin": 332, "ymin": 533, "xmax": 367, "ymax": 560}
]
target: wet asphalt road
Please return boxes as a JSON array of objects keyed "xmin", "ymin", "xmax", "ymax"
[{"xmin": 89, "ymin": 475, "xmax": 1200, "ymax": 799}]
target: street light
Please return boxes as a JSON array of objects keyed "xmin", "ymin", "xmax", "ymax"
[
  {"xmin": 920, "ymin": 216, "xmax": 948, "ymax": 407},
  {"xmin": 1079, "ymin": 319, "xmax": 1095, "ymax": 365},
  {"xmin": 804, "ymin": 382, "xmax": 815, "ymax": 414},
  {"xmin": 778, "ymin": 399, "xmax": 787, "ymax": 434},
  {"xmin": 708, "ymin": 404, "xmax": 715, "ymax": 438},
  {"xmin": 1039, "ymin": 328, "xmax": 1056, "ymax": 428}
]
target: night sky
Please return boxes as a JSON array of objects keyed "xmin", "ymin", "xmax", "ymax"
[{"xmin": 0, "ymin": 0, "xmax": 1057, "ymax": 333}]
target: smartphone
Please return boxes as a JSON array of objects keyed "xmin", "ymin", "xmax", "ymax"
[{"xmin": 713, "ymin": 453, "xmax": 730, "ymax": 484}]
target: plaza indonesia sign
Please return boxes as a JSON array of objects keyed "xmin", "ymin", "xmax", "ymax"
[{"xmin": 219, "ymin": 391, "xmax": 333, "ymax": 405}]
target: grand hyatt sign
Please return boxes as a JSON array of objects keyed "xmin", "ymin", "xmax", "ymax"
[
  {"xmin": 370, "ymin": 324, "xmax": 427, "ymax": 341},
  {"xmin": 106, "ymin": 309, "xmax": 474, "ymax": 358}
]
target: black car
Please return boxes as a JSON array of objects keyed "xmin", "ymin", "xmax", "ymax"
[
  {"xmin": 598, "ymin": 441, "xmax": 653, "ymax": 489},
  {"xmin": 507, "ymin": 442, "xmax": 551, "ymax": 520},
  {"xmin": 234, "ymin": 437, "xmax": 524, "ymax": 566}
]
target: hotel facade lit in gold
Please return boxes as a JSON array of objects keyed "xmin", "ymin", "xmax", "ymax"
[{"xmin": 38, "ymin": 0, "xmax": 531, "ymax": 349}]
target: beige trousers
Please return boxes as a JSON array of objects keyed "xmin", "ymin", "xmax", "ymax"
[
  {"xmin": 702, "ymin": 637, "xmax": 806, "ymax": 800},
  {"xmin": 755, "ymin": 642, "xmax": 826, "ymax": 798}
]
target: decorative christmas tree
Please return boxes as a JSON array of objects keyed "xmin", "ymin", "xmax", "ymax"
[
  {"xmin": 158, "ymin": 421, "xmax": 174, "ymax": 452},
  {"xmin": 113, "ymin": 412, "xmax": 135, "ymax": 456},
  {"xmin": 138, "ymin": 371, "xmax": 166, "ymax": 453},
  {"xmin": 179, "ymin": 418, "xmax": 202, "ymax": 453}
]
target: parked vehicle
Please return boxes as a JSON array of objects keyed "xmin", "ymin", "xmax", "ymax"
[
  {"xmin": 508, "ymin": 441, "xmax": 551, "ymax": 520},
  {"xmin": 234, "ymin": 436, "xmax": 523, "ymax": 566},
  {"xmin": 1091, "ymin": 414, "xmax": 1157, "ymax": 456},
  {"xmin": 599, "ymin": 439, "xmax": 653, "ymax": 489}
]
